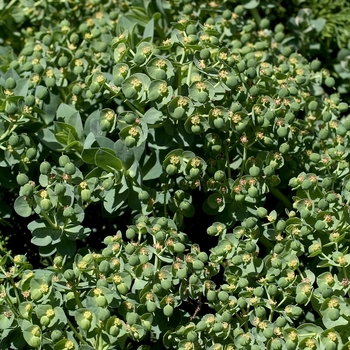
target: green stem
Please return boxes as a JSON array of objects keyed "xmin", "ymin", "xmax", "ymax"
[
  {"xmin": 104, "ymin": 82, "xmax": 143, "ymax": 118},
  {"xmin": 4, "ymin": 0, "xmax": 18, "ymax": 11},
  {"xmin": 186, "ymin": 62, "xmax": 193, "ymax": 86},
  {"xmin": 2, "ymin": 280, "xmax": 20, "ymax": 317},
  {"xmin": 0, "ymin": 124, "xmax": 18, "ymax": 142},
  {"xmin": 40, "ymin": 211, "xmax": 59, "ymax": 229},
  {"xmin": 225, "ymin": 145, "xmax": 232, "ymax": 179},
  {"xmin": 72, "ymin": 287, "xmax": 84, "ymax": 308},
  {"xmin": 239, "ymin": 146, "xmax": 247, "ymax": 178},
  {"xmin": 269, "ymin": 187, "xmax": 293, "ymax": 211},
  {"xmin": 250, "ymin": 8, "xmax": 262, "ymax": 27},
  {"xmin": 66, "ymin": 317, "xmax": 88, "ymax": 345}
]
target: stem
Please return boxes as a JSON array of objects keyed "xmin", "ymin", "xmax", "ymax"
[
  {"xmin": 104, "ymin": 82, "xmax": 143, "ymax": 118},
  {"xmin": 250, "ymin": 8, "xmax": 262, "ymax": 27},
  {"xmin": 40, "ymin": 211, "xmax": 59, "ymax": 229},
  {"xmin": 239, "ymin": 146, "xmax": 247, "ymax": 178},
  {"xmin": 72, "ymin": 287, "xmax": 84, "ymax": 308},
  {"xmin": 0, "ymin": 124, "xmax": 18, "ymax": 142},
  {"xmin": 269, "ymin": 187, "xmax": 293, "ymax": 210},
  {"xmin": 66, "ymin": 317, "xmax": 88, "ymax": 345},
  {"xmin": 4, "ymin": 292, "xmax": 20, "ymax": 317},
  {"xmin": 186, "ymin": 62, "xmax": 193, "ymax": 86},
  {"xmin": 4, "ymin": 0, "xmax": 18, "ymax": 11},
  {"xmin": 225, "ymin": 144, "xmax": 232, "ymax": 179}
]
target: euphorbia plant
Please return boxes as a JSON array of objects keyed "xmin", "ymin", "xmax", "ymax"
[{"xmin": 1, "ymin": 0, "xmax": 350, "ymax": 349}]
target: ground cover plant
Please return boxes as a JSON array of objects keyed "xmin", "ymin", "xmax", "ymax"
[{"xmin": 1, "ymin": 0, "xmax": 350, "ymax": 349}]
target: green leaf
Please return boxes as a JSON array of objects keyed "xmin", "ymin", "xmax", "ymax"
[
  {"xmin": 104, "ymin": 186, "xmax": 129, "ymax": 214},
  {"xmin": 14, "ymin": 196, "xmax": 32, "ymax": 217},
  {"xmin": 143, "ymin": 107, "xmax": 164, "ymax": 125},
  {"xmin": 143, "ymin": 18, "xmax": 154, "ymax": 40},
  {"xmin": 0, "ymin": 306, "xmax": 14, "ymax": 329},
  {"xmin": 40, "ymin": 87, "xmax": 60, "ymax": 125},
  {"xmin": 95, "ymin": 148, "xmax": 123, "ymax": 172},
  {"xmin": 54, "ymin": 122, "xmax": 80, "ymax": 145},
  {"xmin": 31, "ymin": 227, "xmax": 62, "ymax": 247},
  {"xmin": 242, "ymin": 0, "xmax": 260, "ymax": 10}
]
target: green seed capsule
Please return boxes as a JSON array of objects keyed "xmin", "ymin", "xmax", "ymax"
[
  {"xmin": 200, "ymin": 48, "xmax": 210, "ymax": 59},
  {"xmin": 95, "ymin": 295, "xmax": 107, "ymax": 307},
  {"xmin": 22, "ymin": 183, "xmax": 34, "ymax": 196},
  {"xmin": 90, "ymin": 82, "xmax": 100, "ymax": 94},
  {"xmin": 174, "ymin": 242, "xmax": 185, "ymax": 253},
  {"xmin": 125, "ymin": 135, "xmax": 136, "ymax": 148},
  {"xmin": 81, "ymin": 189, "xmax": 91, "ymax": 202},
  {"xmin": 338, "ymin": 102, "xmax": 349, "ymax": 113},
  {"xmin": 27, "ymin": 336, "xmax": 41, "ymax": 348},
  {"xmin": 64, "ymin": 162, "xmax": 75, "ymax": 175},
  {"xmin": 308, "ymin": 101, "xmax": 318, "ymax": 111},
  {"xmin": 206, "ymin": 290, "xmax": 217, "ymax": 302},
  {"xmin": 80, "ymin": 318, "xmax": 91, "ymax": 330},
  {"xmin": 126, "ymin": 228, "xmax": 136, "ymax": 239},
  {"xmin": 6, "ymin": 102, "xmax": 18, "ymax": 115},
  {"xmin": 5, "ymin": 77, "xmax": 16, "ymax": 89},
  {"xmin": 328, "ymin": 308, "xmax": 339, "ymax": 321},
  {"xmin": 17, "ymin": 173, "xmax": 29, "ymax": 186},
  {"xmin": 197, "ymin": 91, "xmax": 208, "ymax": 103},
  {"xmin": 146, "ymin": 301, "xmax": 156, "ymax": 313},
  {"xmin": 325, "ymin": 77, "xmax": 335, "ymax": 87},
  {"xmin": 163, "ymin": 304, "xmax": 174, "ymax": 317},
  {"xmin": 173, "ymin": 107, "xmax": 185, "ymax": 119},
  {"xmin": 40, "ymin": 199, "xmax": 52, "ymax": 211},
  {"xmin": 40, "ymin": 161, "xmax": 51, "ymax": 175},
  {"xmin": 58, "ymin": 155, "xmax": 69, "ymax": 167},
  {"xmin": 217, "ymin": 290, "xmax": 229, "ymax": 302}
]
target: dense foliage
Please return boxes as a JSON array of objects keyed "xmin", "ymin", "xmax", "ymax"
[{"xmin": 1, "ymin": 0, "xmax": 350, "ymax": 349}]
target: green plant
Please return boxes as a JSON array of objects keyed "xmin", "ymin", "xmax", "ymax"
[{"xmin": 1, "ymin": 0, "xmax": 350, "ymax": 349}]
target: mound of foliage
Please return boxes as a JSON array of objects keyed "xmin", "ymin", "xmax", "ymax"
[{"xmin": 1, "ymin": 0, "xmax": 350, "ymax": 349}]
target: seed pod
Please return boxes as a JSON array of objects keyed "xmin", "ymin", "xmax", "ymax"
[
  {"xmin": 174, "ymin": 242, "xmax": 185, "ymax": 253},
  {"xmin": 81, "ymin": 189, "xmax": 91, "ymax": 202},
  {"xmin": 218, "ymin": 290, "xmax": 229, "ymax": 302},
  {"xmin": 146, "ymin": 300, "xmax": 156, "ymax": 313},
  {"xmin": 17, "ymin": 173, "xmax": 29, "ymax": 186},
  {"xmin": 40, "ymin": 198, "xmax": 52, "ymax": 211},
  {"xmin": 163, "ymin": 304, "xmax": 174, "ymax": 317},
  {"xmin": 31, "ymin": 289, "xmax": 43, "ymax": 301},
  {"xmin": 5, "ymin": 102, "xmax": 18, "ymax": 115},
  {"xmin": 166, "ymin": 164, "xmax": 177, "ymax": 175},
  {"xmin": 51, "ymin": 330, "xmax": 63, "ymax": 342},
  {"xmin": 100, "ymin": 119, "xmax": 111, "ymax": 132},
  {"xmin": 206, "ymin": 290, "xmax": 217, "ymax": 302},
  {"xmin": 197, "ymin": 91, "xmax": 208, "ymax": 103},
  {"xmin": 98, "ymin": 308, "xmax": 110, "ymax": 322},
  {"xmin": 126, "ymin": 228, "xmax": 136, "ymax": 239},
  {"xmin": 95, "ymin": 295, "xmax": 107, "ymax": 307},
  {"xmin": 40, "ymin": 161, "xmax": 51, "ymax": 175},
  {"xmin": 197, "ymin": 251, "xmax": 208, "ymax": 262},
  {"xmin": 58, "ymin": 155, "xmax": 70, "ymax": 167},
  {"xmin": 64, "ymin": 162, "xmax": 75, "ymax": 175},
  {"xmin": 27, "ymin": 336, "xmax": 41, "ymax": 348},
  {"xmin": 89, "ymin": 82, "xmax": 100, "ymax": 94},
  {"xmin": 192, "ymin": 259, "xmax": 204, "ymax": 270},
  {"xmin": 125, "ymin": 135, "xmax": 136, "ymax": 148},
  {"xmin": 328, "ymin": 308, "xmax": 339, "ymax": 321},
  {"xmin": 25, "ymin": 95, "xmax": 36, "ymax": 107},
  {"xmin": 138, "ymin": 190, "xmax": 150, "ymax": 203},
  {"xmin": 325, "ymin": 77, "xmax": 335, "ymax": 87},
  {"xmin": 22, "ymin": 183, "xmax": 34, "ymax": 196},
  {"xmin": 5, "ymin": 77, "xmax": 16, "ymax": 89},
  {"xmin": 8, "ymin": 135, "xmax": 19, "ymax": 147},
  {"xmin": 80, "ymin": 318, "xmax": 91, "ymax": 330}
]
